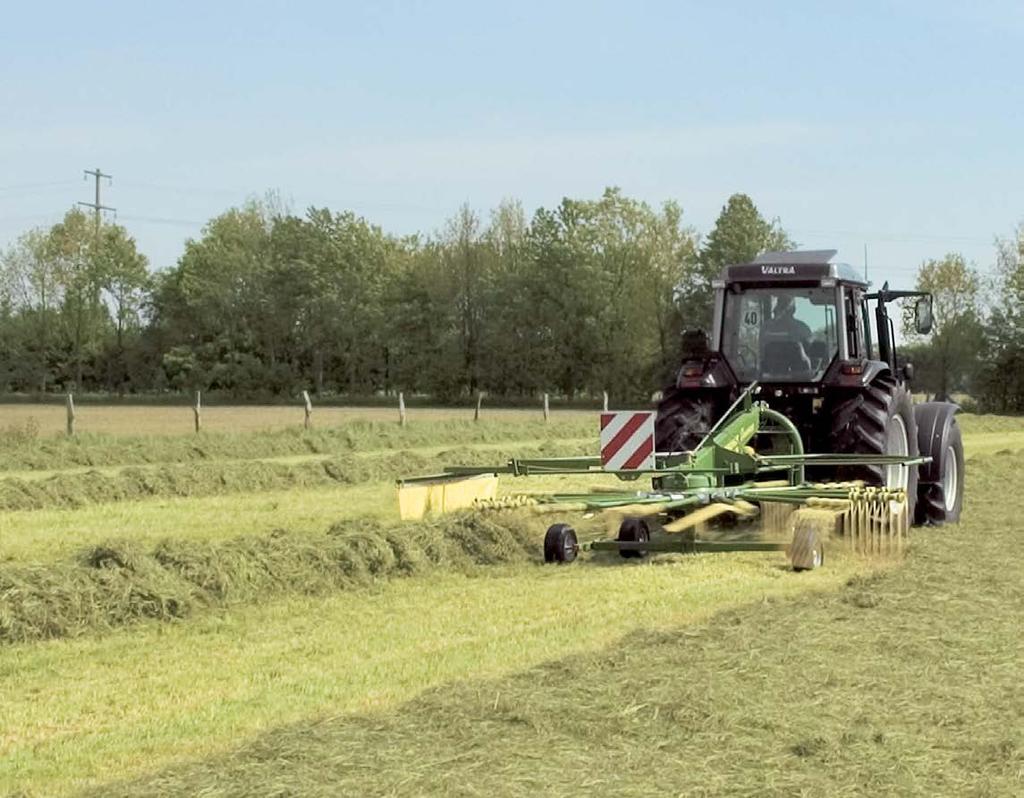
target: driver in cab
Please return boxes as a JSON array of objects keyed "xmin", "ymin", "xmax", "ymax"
[{"xmin": 761, "ymin": 295, "xmax": 813, "ymax": 375}]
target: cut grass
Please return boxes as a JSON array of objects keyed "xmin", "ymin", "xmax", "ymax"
[
  {"xmin": 85, "ymin": 454, "xmax": 1024, "ymax": 798},
  {"xmin": 0, "ymin": 543, "xmax": 869, "ymax": 796},
  {"xmin": 0, "ymin": 441, "xmax": 593, "ymax": 513},
  {"xmin": 2, "ymin": 410, "xmax": 1019, "ymax": 472},
  {"xmin": 0, "ymin": 512, "xmax": 550, "ymax": 644},
  {"xmin": 0, "ymin": 416, "xmax": 595, "ymax": 472},
  {"xmin": 0, "ymin": 473, "xmax": 616, "ymax": 565},
  {"xmin": 1, "ymin": 436, "xmax": 593, "ymax": 482}
]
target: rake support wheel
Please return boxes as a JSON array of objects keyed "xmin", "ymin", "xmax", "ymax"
[
  {"xmin": 790, "ymin": 522, "xmax": 824, "ymax": 571},
  {"xmin": 617, "ymin": 517, "xmax": 651, "ymax": 559},
  {"xmin": 544, "ymin": 523, "xmax": 578, "ymax": 564}
]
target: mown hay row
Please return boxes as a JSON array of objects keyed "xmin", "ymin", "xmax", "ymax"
[
  {"xmin": 0, "ymin": 442, "xmax": 590, "ymax": 512},
  {"xmin": 0, "ymin": 512, "xmax": 541, "ymax": 644},
  {"xmin": 0, "ymin": 418, "xmax": 594, "ymax": 473}
]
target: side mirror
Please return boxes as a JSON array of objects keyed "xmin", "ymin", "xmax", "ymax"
[
  {"xmin": 914, "ymin": 297, "xmax": 934, "ymax": 335},
  {"xmin": 903, "ymin": 362, "xmax": 915, "ymax": 382}
]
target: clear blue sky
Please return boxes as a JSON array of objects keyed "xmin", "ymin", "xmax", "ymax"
[{"xmin": 2, "ymin": 0, "xmax": 1021, "ymax": 287}]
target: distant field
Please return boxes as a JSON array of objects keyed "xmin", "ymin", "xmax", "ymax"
[{"xmin": 0, "ymin": 402, "xmax": 592, "ymax": 437}]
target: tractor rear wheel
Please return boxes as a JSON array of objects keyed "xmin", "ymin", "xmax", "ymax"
[
  {"xmin": 827, "ymin": 375, "xmax": 919, "ymax": 522},
  {"xmin": 655, "ymin": 387, "xmax": 717, "ymax": 453}
]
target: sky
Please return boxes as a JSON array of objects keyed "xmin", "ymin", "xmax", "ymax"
[{"xmin": 2, "ymin": 0, "xmax": 1022, "ymax": 288}]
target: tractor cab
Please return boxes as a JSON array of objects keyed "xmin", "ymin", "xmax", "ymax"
[
  {"xmin": 713, "ymin": 250, "xmax": 868, "ymax": 388},
  {"xmin": 679, "ymin": 250, "xmax": 933, "ymax": 397}
]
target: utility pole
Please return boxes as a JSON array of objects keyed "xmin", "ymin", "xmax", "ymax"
[{"xmin": 78, "ymin": 167, "xmax": 115, "ymax": 231}]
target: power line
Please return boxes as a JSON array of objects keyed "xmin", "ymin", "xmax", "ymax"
[
  {"xmin": 118, "ymin": 213, "xmax": 206, "ymax": 227},
  {"xmin": 77, "ymin": 167, "xmax": 115, "ymax": 231},
  {"xmin": 0, "ymin": 180, "xmax": 78, "ymax": 195}
]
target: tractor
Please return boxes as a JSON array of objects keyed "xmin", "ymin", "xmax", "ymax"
[{"xmin": 655, "ymin": 249, "xmax": 964, "ymax": 526}]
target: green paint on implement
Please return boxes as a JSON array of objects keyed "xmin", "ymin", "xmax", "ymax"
[{"xmin": 398, "ymin": 383, "xmax": 930, "ymax": 564}]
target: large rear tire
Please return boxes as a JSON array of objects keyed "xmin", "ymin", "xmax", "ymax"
[
  {"xmin": 827, "ymin": 375, "xmax": 919, "ymax": 522},
  {"xmin": 654, "ymin": 387, "xmax": 717, "ymax": 453}
]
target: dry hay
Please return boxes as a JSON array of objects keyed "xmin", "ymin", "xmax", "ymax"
[
  {"xmin": 0, "ymin": 512, "xmax": 543, "ymax": 645},
  {"xmin": 0, "ymin": 417, "xmax": 594, "ymax": 473},
  {"xmin": 0, "ymin": 442, "xmax": 590, "ymax": 512}
]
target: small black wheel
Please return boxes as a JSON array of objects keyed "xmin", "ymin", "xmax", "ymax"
[
  {"xmin": 544, "ymin": 523, "xmax": 578, "ymax": 564},
  {"xmin": 617, "ymin": 517, "xmax": 650, "ymax": 559}
]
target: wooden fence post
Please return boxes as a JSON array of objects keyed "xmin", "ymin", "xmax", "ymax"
[
  {"xmin": 602, "ymin": 391, "xmax": 609, "ymax": 412},
  {"xmin": 65, "ymin": 393, "xmax": 75, "ymax": 437},
  {"xmin": 193, "ymin": 390, "xmax": 202, "ymax": 434},
  {"xmin": 474, "ymin": 391, "xmax": 484, "ymax": 422},
  {"xmin": 398, "ymin": 391, "xmax": 407, "ymax": 427},
  {"xmin": 302, "ymin": 390, "xmax": 313, "ymax": 430},
  {"xmin": 543, "ymin": 393, "xmax": 549, "ymax": 423}
]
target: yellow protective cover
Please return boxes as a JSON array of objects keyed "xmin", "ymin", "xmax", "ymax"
[{"xmin": 397, "ymin": 474, "xmax": 499, "ymax": 521}]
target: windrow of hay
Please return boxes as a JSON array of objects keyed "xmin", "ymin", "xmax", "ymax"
[
  {"xmin": 88, "ymin": 460, "xmax": 1024, "ymax": 798},
  {"xmin": 0, "ymin": 417, "xmax": 594, "ymax": 472},
  {"xmin": 0, "ymin": 512, "xmax": 542, "ymax": 644},
  {"xmin": 0, "ymin": 442, "xmax": 591, "ymax": 512}
]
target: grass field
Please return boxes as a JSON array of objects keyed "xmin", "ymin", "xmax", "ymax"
[
  {"xmin": 1, "ymin": 402, "xmax": 593, "ymax": 437},
  {"xmin": 0, "ymin": 408, "xmax": 1022, "ymax": 796}
]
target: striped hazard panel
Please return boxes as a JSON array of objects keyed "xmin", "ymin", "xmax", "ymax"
[{"xmin": 599, "ymin": 411, "xmax": 656, "ymax": 471}]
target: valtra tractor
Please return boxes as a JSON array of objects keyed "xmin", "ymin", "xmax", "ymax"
[
  {"xmin": 397, "ymin": 250, "xmax": 963, "ymax": 569},
  {"xmin": 655, "ymin": 249, "xmax": 963, "ymax": 527}
]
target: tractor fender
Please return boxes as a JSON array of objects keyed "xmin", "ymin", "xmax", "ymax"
[
  {"xmin": 821, "ymin": 359, "xmax": 890, "ymax": 388},
  {"xmin": 914, "ymin": 402, "xmax": 960, "ymax": 484},
  {"xmin": 675, "ymin": 354, "xmax": 738, "ymax": 391}
]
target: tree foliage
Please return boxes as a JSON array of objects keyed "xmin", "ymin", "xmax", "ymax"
[
  {"xmin": 0, "ymin": 191, "xmax": 792, "ymax": 402},
  {"xmin": 976, "ymin": 225, "xmax": 1024, "ymax": 411},
  {"xmin": 901, "ymin": 253, "xmax": 982, "ymax": 399},
  {"xmin": 685, "ymin": 193, "xmax": 794, "ymax": 328}
]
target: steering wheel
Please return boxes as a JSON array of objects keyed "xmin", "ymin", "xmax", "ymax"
[{"xmin": 734, "ymin": 344, "xmax": 758, "ymax": 371}]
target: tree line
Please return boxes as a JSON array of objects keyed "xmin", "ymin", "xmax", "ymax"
[{"xmin": 0, "ymin": 187, "xmax": 1021, "ymax": 409}]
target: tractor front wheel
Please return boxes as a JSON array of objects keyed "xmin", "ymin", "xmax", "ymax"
[{"xmin": 916, "ymin": 419, "xmax": 965, "ymax": 525}]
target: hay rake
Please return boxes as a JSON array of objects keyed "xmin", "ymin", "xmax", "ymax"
[{"xmin": 397, "ymin": 384, "xmax": 928, "ymax": 570}]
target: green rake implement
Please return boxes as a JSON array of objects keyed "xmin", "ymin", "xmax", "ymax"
[{"xmin": 397, "ymin": 384, "xmax": 928, "ymax": 571}]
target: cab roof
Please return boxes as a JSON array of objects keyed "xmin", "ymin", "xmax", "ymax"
[{"xmin": 720, "ymin": 249, "xmax": 868, "ymax": 287}]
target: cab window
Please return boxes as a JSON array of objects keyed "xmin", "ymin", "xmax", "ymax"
[{"xmin": 721, "ymin": 287, "xmax": 839, "ymax": 382}]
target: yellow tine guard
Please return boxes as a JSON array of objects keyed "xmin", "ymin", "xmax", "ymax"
[{"xmin": 397, "ymin": 474, "xmax": 499, "ymax": 521}]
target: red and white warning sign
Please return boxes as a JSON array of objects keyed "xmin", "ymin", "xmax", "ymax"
[{"xmin": 599, "ymin": 411, "xmax": 656, "ymax": 471}]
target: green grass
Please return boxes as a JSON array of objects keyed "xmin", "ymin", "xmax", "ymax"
[
  {"xmin": 0, "ymin": 416, "xmax": 595, "ymax": 471},
  {"xmin": 0, "ymin": 403, "xmax": 595, "ymax": 440},
  {"xmin": 0, "ymin": 544, "xmax": 870, "ymax": 796},
  {"xmin": 0, "ymin": 441, "xmax": 595, "ymax": 513},
  {"xmin": 84, "ymin": 454, "xmax": 1023, "ymax": 798}
]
